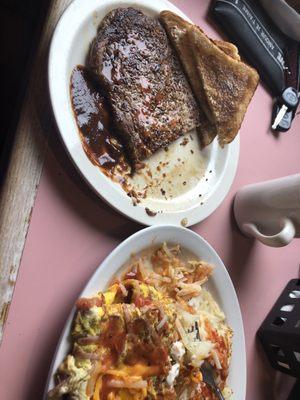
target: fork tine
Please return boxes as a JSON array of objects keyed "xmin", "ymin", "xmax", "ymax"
[
  {"xmin": 187, "ymin": 325, "xmax": 224, "ymax": 399},
  {"xmin": 201, "ymin": 362, "xmax": 225, "ymax": 400},
  {"xmin": 195, "ymin": 321, "xmax": 200, "ymax": 340}
]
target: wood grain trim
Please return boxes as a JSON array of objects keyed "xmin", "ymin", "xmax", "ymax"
[{"xmin": 0, "ymin": 0, "xmax": 72, "ymax": 344}]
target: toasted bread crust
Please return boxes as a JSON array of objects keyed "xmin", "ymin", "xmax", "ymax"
[
  {"xmin": 160, "ymin": 11, "xmax": 217, "ymax": 147},
  {"xmin": 187, "ymin": 26, "xmax": 259, "ymax": 146},
  {"xmin": 159, "ymin": 10, "xmax": 259, "ymax": 147},
  {"xmin": 214, "ymin": 40, "xmax": 240, "ymax": 61}
]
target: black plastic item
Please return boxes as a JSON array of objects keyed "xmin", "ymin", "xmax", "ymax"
[
  {"xmin": 211, "ymin": 0, "xmax": 300, "ymax": 132},
  {"xmin": 272, "ymin": 87, "xmax": 299, "ymax": 132},
  {"xmin": 257, "ymin": 279, "xmax": 300, "ymax": 378},
  {"xmin": 211, "ymin": 0, "xmax": 291, "ymax": 97},
  {"xmin": 281, "ymin": 87, "xmax": 299, "ymax": 109}
]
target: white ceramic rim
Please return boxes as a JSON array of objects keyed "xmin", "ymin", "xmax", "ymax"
[
  {"xmin": 43, "ymin": 225, "xmax": 246, "ymax": 399},
  {"xmin": 48, "ymin": 0, "xmax": 240, "ymax": 227}
]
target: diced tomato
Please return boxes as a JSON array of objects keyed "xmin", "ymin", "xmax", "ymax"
[
  {"xmin": 148, "ymin": 346, "xmax": 168, "ymax": 365},
  {"xmin": 134, "ymin": 296, "xmax": 152, "ymax": 307},
  {"xmin": 101, "ymin": 316, "xmax": 126, "ymax": 355},
  {"xmin": 76, "ymin": 295, "xmax": 103, "ymax": 310},
  {"xmin": 100, "ymin": 352, "xmax": 115, "ymax": 370},
  {"xmin": 124, "ymin": 265, "xmax": 143, "ymax": 281}
]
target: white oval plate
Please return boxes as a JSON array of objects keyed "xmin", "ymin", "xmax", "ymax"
[
  {"xmin": 44, "ymin": 225, "xmax": 246, "ymax": 399},
  {"xmin": 48, "ymin": 0, "xmax": 239, "ymax": 227}
]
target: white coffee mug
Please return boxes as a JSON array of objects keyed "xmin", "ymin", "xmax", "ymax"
[{"xmin": 234, "ymin": 174, "xmax": 300, "ymax": 247}]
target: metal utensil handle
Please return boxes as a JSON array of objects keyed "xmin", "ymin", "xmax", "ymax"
[{"xmin": 215, "ymin": 386, "xmax": 225, "ymax": 400}]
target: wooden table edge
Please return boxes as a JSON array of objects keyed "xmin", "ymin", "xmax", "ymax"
[{"xmin": 0, "ymin": 0, "xmax": 72, "ymax": 345}]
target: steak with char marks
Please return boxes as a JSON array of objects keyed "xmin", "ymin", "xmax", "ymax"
[{"xmin": 88, "ymin": 7, "xmax": 203, "ymax": 167}]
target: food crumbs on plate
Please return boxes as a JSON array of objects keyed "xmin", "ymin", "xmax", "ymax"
[
  {"xmin": 180, "ymin": 137, "xmax": 189, "ymax": 146},
  {"xmin": 190, "ymin": 149, "xmax": 194, "ymax": 154},
  {"xmin": 161, "ymin": 188, "xmax": 166, "ymax": 195},
  {"xmin": 135, "ymin": 162, "xmax": 146, "ymax": 170},
  {"xmin": 145, "ymin": 207, "xmax": 157, "ymax": 217},
  {"xmin": 183, "ymin": 181, "xmax": 186, "ymax": 186},
  {"xmin": 181, "ymin": 217, "xmax": 188, "ymax": 226},
  {"xmin": 127, "ymin": 189, "xmax": 141, "ymax": 206}
]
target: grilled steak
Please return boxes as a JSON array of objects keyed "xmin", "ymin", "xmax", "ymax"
[{"xmin": 88, "ymin": 7, "xmax": 202, "ymax": 166}]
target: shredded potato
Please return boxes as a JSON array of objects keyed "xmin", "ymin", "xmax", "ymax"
[{"xmin": 49, "ymin": 244, "xmax": 232, "ymax": 400}]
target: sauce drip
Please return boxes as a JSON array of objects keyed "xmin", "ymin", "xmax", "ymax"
[{"xmin": 70, "ymin": 65, "xmax": 124, "ymax": 171}]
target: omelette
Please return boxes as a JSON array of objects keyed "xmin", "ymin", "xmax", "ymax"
[{"xmin": 48, "ymin": 244, "xmax": 233, "ymax": 399}]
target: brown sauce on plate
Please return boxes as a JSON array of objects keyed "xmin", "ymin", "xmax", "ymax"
[{"xmin": 70, "ymin": 66, "xmax": 129, "ymax": 178}]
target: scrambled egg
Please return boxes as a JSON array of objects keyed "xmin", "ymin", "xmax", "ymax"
[
  {"xmin": 49, "ymin": 245, "xmax": 233, "ymax": 400},
  {"xmin": 53, "ymin": 355, "xmax": 91, "ymax": 400}
]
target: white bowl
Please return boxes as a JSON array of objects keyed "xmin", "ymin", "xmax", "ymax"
[{"xmin": 43, "ymin": 225, "xmax": 246, "ymax": 399}]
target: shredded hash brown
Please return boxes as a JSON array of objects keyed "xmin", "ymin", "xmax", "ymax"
[{"xmin": 48, "ymin": 244, "xmax": 233, "ymax": 400}]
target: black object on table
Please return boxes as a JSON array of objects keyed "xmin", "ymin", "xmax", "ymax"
[
  {"xmin": 257, "ymin": 279, "xmax": 300, "ymax": 378},
  {"xmin": 211, "ymin": 0, "xmax": 300, "ymax": 133},
  {"xmin": 272, "ymin": 87, "xmax": 299, "ymax": 131},
  {"xmin": 0, "ymin": 0, "xmax": 50, "ymax": 186}
]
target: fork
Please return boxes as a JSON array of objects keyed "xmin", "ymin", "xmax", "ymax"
[
  {"xmin": 188, "ymin": 323, "xmax": 225, "ymax": 400},
  {"xmin": 200, "ymin": 361, "xmax": 225, "ymax": 400}
]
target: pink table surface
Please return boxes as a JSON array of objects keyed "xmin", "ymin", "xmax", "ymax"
[{"xmin": 1, "ymin": 1, "xmax": 300, "ymax": 399}]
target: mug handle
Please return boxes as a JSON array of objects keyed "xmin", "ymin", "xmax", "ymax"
[{"xmin": 242, "ymin": 218, "xmax": 296, "ymax": 247}]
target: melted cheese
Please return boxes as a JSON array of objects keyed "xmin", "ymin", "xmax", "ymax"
[
  {"xmin": 106, "ymin": 364, "xmax": 161, "ymax": 378},
  {"xmin": 103, "ymin": 284, "xmax": 119, "ymax": 304}
]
